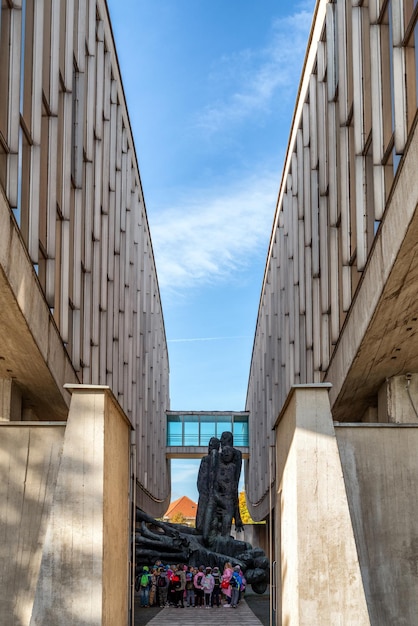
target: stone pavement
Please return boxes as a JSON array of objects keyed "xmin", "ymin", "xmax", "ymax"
[
  {"xmin": 141, "ymin": 600, "xmax": 265, "ymax": 625},
  {"xmin": 134, "ymin": 588, "xmax": 270, "ymax": 626}
]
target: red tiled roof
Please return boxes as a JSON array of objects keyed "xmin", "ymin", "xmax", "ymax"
[{"xmin": 164, "ymin": 495, "xmax": 197, "ymax": 520}]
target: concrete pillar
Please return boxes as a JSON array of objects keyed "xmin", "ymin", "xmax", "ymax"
[
  {"xmin": 274, "ymin": 384, "xmax": 370, "ymax": 625},
  {"xmin": 378, "ymin": 374, "xmax": 418, "ymax": 423},
  {"xmin": 30, "ymin": 385, "xmax": 133, "ymax": 626},
  {"xmin": 361, "ymin": 406, "xmax": 378, "ymax": 423},
  {"xmin": 0, "ymin": 378, "xmax": 22, "ymax": 421}
]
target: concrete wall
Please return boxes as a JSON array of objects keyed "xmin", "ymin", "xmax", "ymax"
[
  {"xmin": 336, "ymin": 424, "xmax": 418, "ymax": 625},
  {"xmin": 230, "ymin": 524, "xmax": 268, "ymax": 555},
  {"xmin": 30, "ymin": 386, "xmax": 132, "ymax": 626},
  {"xmin": 0, "ymin": 423, "xmax": 65, "ymax": 625},
  {"xmin": 0, "ymin": 188, "xmax": 77, "ymax": 421},
  {"xmin": 103, "ymin": 391, "xmax": 131, "ymax": 625},
  {"xmin": 0, "ymin": 386, "xmax": 133, "ymax": 625},
  {"xmin": 246, "ymin": 0, "xmax": 418, "ymax": 518},
  {"xmin": 0, "ymin": 0, "xmax": 171, "ymax": 515},
  {"xmin": 274, "ymin": 385, "xmax": 370, "ymax": 625}
]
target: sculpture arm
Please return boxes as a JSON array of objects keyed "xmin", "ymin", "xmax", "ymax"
[{"xmin": 234, "ymin": 497, "xmax": 244, "ymax": 532}]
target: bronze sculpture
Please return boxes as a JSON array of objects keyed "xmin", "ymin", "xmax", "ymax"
[
  {"xmin": 196, "ymin": 436, "xmax": 220, "ymax": 537},
  {"xmin": 135, "ymin": 431, "xmax": 269, "ymax": 593},
  {"xmin": 196, "ymin": 431, "xmax": 244, "ymax": 543}
]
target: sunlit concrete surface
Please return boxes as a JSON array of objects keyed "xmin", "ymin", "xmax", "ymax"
[{"xmin": 142, "ymin": 600, "xmax": 264, "ymax": 626}]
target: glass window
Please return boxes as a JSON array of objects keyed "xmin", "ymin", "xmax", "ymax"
[
  {"xmin": 388, "ymin": 2, "xmax": 396, "ymax": 136},
  {"xmin": 71, "ymin": 65, "xmax": 84, "ymax": 188},
  {"xmin": 413, "ymin": 16, "xmax": 418, "ymax": 105},
  {"xmin": 39, "ymin": 107, "xmax": 48, "ymax": 250},
  {"xmin": 0, "ymin": 4, "xmax": 10, "ymax": 143},
  {"xmin": 380, "ymin": 3, "xmax": 394, "ymax": 150},
  {"xmin": 214, "ymin": 414, "xmax": 231, "ymax": 440},
  {"xmin": 183, "ymin": 415, "xmax": 199, "ymax": 446},
  {"xmin": 233, "ymin": 417, "xmax": 249, "ymax": 447},
  {"xmin": 403, "ymin": 13, "xmax": 418, "ymax": 131},
  {"xmin": 325, "ymin": 3, "xmax": 338, "ymax": 100},
  {"xmin": 0, "ymin": 137, "xmax": 6, "ymax": 192},
  {"xmin": 200, "ymin": 415, "xmax": 217, "ymax": 447},
  {"xmin": 361, "ymin": 5, "xmax": 372, "ymax": 136},
  {"xmin": 166, "ymin": 412, "xmax": 249, "ymax": 447},
  {"xmin": 167, "ymin": 415, "xmax": 182, "ymax": 446}
]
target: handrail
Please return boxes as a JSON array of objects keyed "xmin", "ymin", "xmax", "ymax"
[{"xmin": 136, "ymin": 479, "xmax": 169, "ymax": 504}]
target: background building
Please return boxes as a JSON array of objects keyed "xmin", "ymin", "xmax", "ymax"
[
  {"xmin": 245, "ymin": 0, "xmax": 418, "ymax": 623},
  {"xmin": 163, "ymin": 495, "xmax": 197, "ymax": 526},
  {"xmin": 0, "ymin": 0, "xmax": 169, "ymax": 623}
]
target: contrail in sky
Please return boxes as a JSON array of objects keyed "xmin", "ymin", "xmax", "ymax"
[{"xmin": 168, "ymin": 335, "xmax": 252, "ymax": 343}]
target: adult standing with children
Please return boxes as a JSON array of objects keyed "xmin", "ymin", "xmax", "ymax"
[{"xmin": 221, "ymin": 561, "xmax": 233, "ymax": 607}]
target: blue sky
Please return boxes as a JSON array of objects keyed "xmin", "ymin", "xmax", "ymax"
[{"xmin": 107, "ymin": 0, "xmax": 316, "ymax": 504}]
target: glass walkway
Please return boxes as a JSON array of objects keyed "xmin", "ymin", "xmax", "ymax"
[{"xmin": 166, "ymin": 411, "xmax": 249, "ymax": 458}]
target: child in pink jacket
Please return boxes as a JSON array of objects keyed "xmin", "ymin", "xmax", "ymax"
[
  {"xmin": 194, "ymin": 565, "xmax": 205, "ymax": 607},
  {"xmin": 202, "ymin": 566, "xmax": 215, "ymax": 608}
]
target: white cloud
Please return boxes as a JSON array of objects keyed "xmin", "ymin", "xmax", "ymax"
[
  {"xmin": 150, "ymin": 170, "xmax": 278, "ymax": 293},
  {"xmin": 195, "ymin": 7, "xmax": 313, "ymax": 134},
  {"xmin": 146, "ymin": 4, "xmax": 316, "ymax": 299}
]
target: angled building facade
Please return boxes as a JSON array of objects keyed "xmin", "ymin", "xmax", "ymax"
[
  {"xmin": 245, "ymin": 0, "xmax": 418, "ymax": 623},
  {"xmin": 3, "ymin": 0, "xmax": 418, "ymax": 623},
  {"xmin": 0, "ymin": 0, "xmax": 169, "ymax": 623}
]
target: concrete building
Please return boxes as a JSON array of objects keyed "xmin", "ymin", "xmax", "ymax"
[
  {"xmin": 0, "ymin": 1, "xmax": 169, "ymax": 623},
  {"xmin": 245, "ymin": 0, "xmax": 418, "ymax": 623},
  {"xmin": 2, "ymin": 0, "xmax": 418, "ymax": 624}
]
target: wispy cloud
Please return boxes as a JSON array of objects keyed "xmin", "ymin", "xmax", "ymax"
[
  {"xmin": 148, "ymin": 4, "xmax": 315, "ymax": 298},
  {"xmin": 150, "ymin": 170, "xmax": 278, "ymax": 293},
  {"xmin": 196, "ymin": 7, "xmax": 313, "ymax": 134}
]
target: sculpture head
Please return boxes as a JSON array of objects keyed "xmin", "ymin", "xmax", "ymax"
[
  {"xmin": 208, "ymin": 437, "xmax": 220, "ymax": 453},
  {"xmin": 221, "ymin": 445, "xmax": 234, "ymax": 463},
  {"xmin": 220, "ymin": 431, "xmax": 233, "ymax": 448}
]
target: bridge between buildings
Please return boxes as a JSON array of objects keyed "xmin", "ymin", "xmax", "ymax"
[{"xmin": 166, "ymin": 411, "xmax": 249, "ymax": 459}]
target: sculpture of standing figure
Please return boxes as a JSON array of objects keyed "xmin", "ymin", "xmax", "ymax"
[
  {"xmin": 220, "ymin": 431, "xmax": 242, "ymax": 488},
  {"xmin": 196, "ymin": 431, "xmax": 243, "ymax": 545},
  {"xmin": 196, "ymin": 437, "xmax": 220, "ymax": 534},
  {"xmin": 136, "ymin": 430, "xmax": 270, "ymax": 593},
  {"xmin": 214, "ymin": 444, "xmax": 243, "ymax": 537}
]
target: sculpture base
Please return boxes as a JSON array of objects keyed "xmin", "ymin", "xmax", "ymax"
[{"xmin": 135, "ymin": 509, "xmax": 269, "ymax": 593}]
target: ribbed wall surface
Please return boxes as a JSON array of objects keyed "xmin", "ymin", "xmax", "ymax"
[
  {"xmin": 246, "ymin": 0, "xmax": 418, "ymax": 519},
  {"xmin": 0, "ymin": 0, "xmax": 170, "ymax": 514}
]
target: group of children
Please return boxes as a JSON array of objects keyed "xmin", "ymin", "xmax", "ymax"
[{"xmin": 136, "ymin": 560, "xmax": 246, "ymax": 609}]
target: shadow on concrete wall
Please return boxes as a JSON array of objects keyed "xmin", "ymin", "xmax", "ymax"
[{"xmin": 0, "ymin": 423, "xmax": 102, "ymax": 625}]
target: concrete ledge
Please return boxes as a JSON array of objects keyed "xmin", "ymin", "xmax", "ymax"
[
  {"xmin": 31, "ymin": 386, "xmax": 133, "ymax": 625},
  {"xmin": 275, "ymin": 385, "xmax": 370, "ymax": 625},
  {"xmin": 336, "ymin": 425, "xmax": 418, "ymax": 623}
]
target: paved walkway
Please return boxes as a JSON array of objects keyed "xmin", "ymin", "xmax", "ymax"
[{"xmin": 143, "ymin": 601, "xmax": 265, "ymax": 625}]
